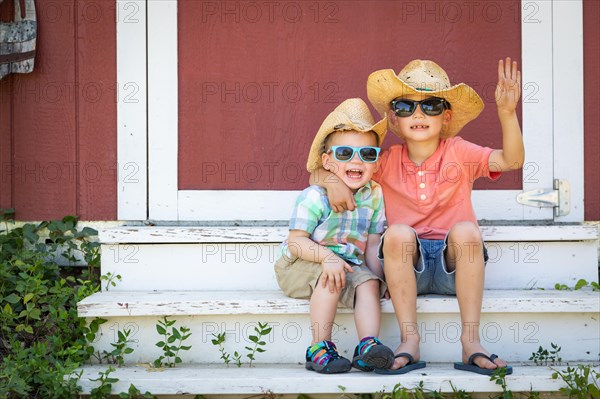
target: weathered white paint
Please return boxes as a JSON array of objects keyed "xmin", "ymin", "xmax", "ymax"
[
  {"xmin": 178, "ymin": 190, "xmax": 299, "ymax": 221},
  {"xmin": 80, "ymin": 312, "xmax": 600, "ymax": 363},
  {"xmin": 553, "ymin": 0, "xmax": 584, "ymax": 222},
  {"xmin": 78, "ymin": 290, "xmax": 600, "ymax": 317},
  {"xmin": 99, "ymin": 240, "xmax": 598, "ymax": 291},
  {"xmin": 177, "ymin": 190, "xmax": 543, "ymax": 221},
  {"xmin": 117, "ymin": 0, "xmax": 147, "ymax": 220},
  {"xmin": 137, "ymin": 0, "xmax": 585, "ymax": 222},
  {"xmin": 147, "ymin": 0, "xmax": 178, "ymax": 220},
  {"xmin": 76, "ymin": 363, "xmax": 592, "ymax": 394},
  {"xmin": 99, "ymin": 225, "xmax": 598, "ymax": 244},
  {"xmin": 520, "ymin": 0, "xmax": 554, "ymax": 220},
  {"xmin": 100, "ymin": 241, "xmax": 598, "ymax": 290}
]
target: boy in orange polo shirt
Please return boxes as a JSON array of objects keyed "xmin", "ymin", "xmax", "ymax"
[{"xmin": 311, "ymin": 58, "xmax": 524, "ymax": 375}]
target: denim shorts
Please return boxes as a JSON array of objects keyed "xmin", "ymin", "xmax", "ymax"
[{"xmin": 378, "ymin": 230, "xmax": 488, "ymax": 295}]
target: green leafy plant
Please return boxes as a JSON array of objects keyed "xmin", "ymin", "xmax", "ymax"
[
  {"xmin": 101, "ymin": 272, "xmax": 122, "ymax": 291},
  {"xmin": 551, "ymin": 364, "xmax": 600, "ymax": 399},
  {"xmin": 118, "ymin": 383, "xmax": 157, "ymax": 399},
  {"xmin": 490, "ymin": 367, "xmax": 513, "ymax": 399},
  {"xmin": 87, "ymin": 318, "xmax": 135, "ymax": 367},
  {"xmin": 89, "ymin": 366, "xmax": 119, "ymax": 399},
  {"xmin": 109, "ymin": 327, "xmax": 136, "ymax": 366},
  {"xmin": 210, "ymin": 322, "xmax": 272, "ymax": 368},
  {"xmin": 448, "ymin": 382, "xmax": 473, "ymax": 399},
  {"xmin": 245, "ymin": 322, "xmax": 273, "ymax": 367},
  {"xmin": 555, "ymin": 279, "xmax": 600, "ymax": 291},
  {"xmin": 211, "ymin": 332, "xmax": 242, "ymax": 367},
  {"xmin": 529, "ymin": 342, "xmax": 562, "ymax": 366},
  {"xmin": 0, "ymin": 211, "xmax": 102, "ymax": 398},
  {"xmin": 153, "ymin": 316, "xmax": 192, "ymax": 367}
]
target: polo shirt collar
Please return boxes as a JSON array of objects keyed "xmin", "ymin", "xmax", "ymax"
[{"xmin": 355, "ymin": 181, "xmax": 373, "ymax": 202}]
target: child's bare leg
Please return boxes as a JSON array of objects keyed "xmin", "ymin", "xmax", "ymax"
[
  {"xmin": 310, "ymin": 277, "xmax": 341, "ymax": 344},
  {"xmin": 446, "ymin": 221, "xmax": 508, "ymax": 369},
  {"xmin": 353, "ymin": 279, "xmax": 382, "ymax": 338},
  {"xmin": 382, "ymin": 224, "xmax": 420, "ymax": 369}
]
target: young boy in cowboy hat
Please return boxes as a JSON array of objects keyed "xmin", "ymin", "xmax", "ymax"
[
  {"xmin": 275, "ymin": 98, "xmax": 396, "ymax": 374},
  {"xmin": 310, "ymin": 58, "xmax": 523, "ymax": 375}
]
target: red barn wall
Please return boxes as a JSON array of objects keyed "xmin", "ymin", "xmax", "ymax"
[
  {"xmin": 583, "ymin": 0, "xmax": 600, "ymax": 221},
  {"xmin": 0, "ymin": 0, "xmax": 117, "ymax": 221},
  {"xmin": 1, "ymin": 1, "xmax": 598, "ymax": 221}
]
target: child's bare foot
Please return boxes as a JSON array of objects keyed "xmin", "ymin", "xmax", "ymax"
[
  {"xmin": 390, "ymin": 336, "xmax": 420, "ymax": 370},
  {"xmin": 461, "ymin": 341, "xmax": 508, "ymax": 370}
]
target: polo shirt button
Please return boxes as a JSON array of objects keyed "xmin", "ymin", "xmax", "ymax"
[
  {"xmin": 417, "ymin": 171, "xmax": 424, "ymax": 176},
  {"xmin": 420, "ymin": 194, "xmax": 427, "ymax": 200},
  {"xmin": 419, "ymin": 183, "xmax": 426, "ymax": 188}
]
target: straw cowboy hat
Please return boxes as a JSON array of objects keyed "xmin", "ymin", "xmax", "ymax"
[
  {"xmin": 306, "ymin": 98, "xmax": 387, "ymax": 173},
  {"xmin": 367, "ymin": 60, "xmax": 484, "ymax": 138}
]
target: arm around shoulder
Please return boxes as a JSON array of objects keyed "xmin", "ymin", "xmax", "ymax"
[{"xmin": 309, "ymin": 167, "xmax": 356, "ymax": 212}]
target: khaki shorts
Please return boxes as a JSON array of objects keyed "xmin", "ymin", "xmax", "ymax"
[{"xmin": 274, "ymin": 255, "xmax": 387, "ymax": 309}]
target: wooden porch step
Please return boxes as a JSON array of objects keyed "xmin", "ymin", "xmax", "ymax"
[
  {"xmin": 77, "ymin": 290, "xmax": 600, "ymax": 364},
  {"xmin": 99, "ymin": 225, "xmax": 599, "ymax": 243},
  {"xmin": 78, "ymin": 289, "xmax": 600, "ymax": 317},
  {"xmin": 75, "ymin": 362, "xmax": 596, "ymax": 395},
  {"xmin": 98, "ymin": 225, "xmax": 599, "ymax": 291}
]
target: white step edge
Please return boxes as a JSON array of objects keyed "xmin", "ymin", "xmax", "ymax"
[
  {"xmin": 75, "ymin": 363, "xmax": 598, "ymax": 395},
  {"xmin": 78, "ymin": 289, "xmax": 600, "ymax": 318},
  {"xmin": 99, "ymin": 225, "xmax": 599, "ymax": 244}
]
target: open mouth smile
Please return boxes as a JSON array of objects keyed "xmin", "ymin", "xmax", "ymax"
[{"xmin": 346, "ymin": 169, "xmax": 364, "ymax": 179}]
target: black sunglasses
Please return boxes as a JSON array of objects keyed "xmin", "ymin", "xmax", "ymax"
[
  {"xmin": 328, "ymin": 145, "xmax": 381, "ymax": 163},
  {"xmin": 390, "ymin": 97, "xmax": 450, "ymax": 117}
]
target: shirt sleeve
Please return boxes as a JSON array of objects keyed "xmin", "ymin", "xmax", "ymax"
[
  {"xmin": 452, "ymin": 137, "xmax": 502, "ymax": 181},
  {"xmin": 288, "ymin": 186, "xmax": 325, "ymax": 234},
  {"xmin": 368, "ymin": 183, "xmax": 386, "ymax": 234}
]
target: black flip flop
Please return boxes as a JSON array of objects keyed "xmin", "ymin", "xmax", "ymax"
[
  {"xmin": 373, "ymin": 352, "xmax": 426, "ymax": 375},
  {"xmin": 454, "ymin": 352, "xmax": 513, "ymax": 375}
]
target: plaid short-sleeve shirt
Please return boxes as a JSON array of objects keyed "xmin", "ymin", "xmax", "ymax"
[{"xmin": 282, "ymin": 181, "xmax": 386, "ymax": 265}]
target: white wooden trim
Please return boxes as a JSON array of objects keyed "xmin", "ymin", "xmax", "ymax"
[
  {"xmin": 178, "ymin": 190, "xmax": 535, "ymax": 221},
  {"xmin": 147, "ymin": 0, "xmax": 178, "ymax": 220},
  {"xmin": 178, "ymin": 190, "xmax": 299, "ymax": 221},
  {"xmin": 520, "ymin": 0, "xmax": 554, "ymax": 220},
  {"xmin": 116, "ymin": 0, "xmax": 147, "ymax": 220},
  {"xmin": 553, "ymin": 0, "xmax": 584, "ymax": 221},
  {"xmin": 99, "ymin": 225, "xmax": 598, "ymax": 244},
  {"xmin": 78, "ymin": 290, "xmax": 600, "ymax": 317}
]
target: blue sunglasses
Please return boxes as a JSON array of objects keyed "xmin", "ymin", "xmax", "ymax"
[{"xmin": 327, "ymin": 145, "xmax": 381, "ymax": 163}]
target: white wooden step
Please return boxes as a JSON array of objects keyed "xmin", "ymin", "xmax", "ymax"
[
  {"xmin": 99, "ymin": 226, "xmax": 599, "ymax": 291},
  {"xmin": 99, "ymin": 225, "xmax": 599, "ymax": 243},
  {"xmin": 75, "ymin": 363, "xmax": 598, "ymax": 395},
  {"xmin": 78, "ymin": 290, "xmax": 600, "ymax": 317},
  {"xmin": 78, "ymin": 290, "xmax": 600, "ymax": 364}
]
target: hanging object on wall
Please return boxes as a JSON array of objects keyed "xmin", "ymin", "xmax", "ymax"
[{"xmin": 0, "ymin": 0, "xmax": 36, "ymax": 81}]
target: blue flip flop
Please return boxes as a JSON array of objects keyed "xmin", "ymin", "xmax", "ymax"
[
  {"xmin": 373, "ymin": 352, "xmax": 426, "ymax": 375},
  {"xmin": 454, "ymin": 352, "xmax": 513, "ymax": 375}
]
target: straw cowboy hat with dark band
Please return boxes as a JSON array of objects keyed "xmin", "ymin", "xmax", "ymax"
[
  {"xmin": 306, "ymin": 98, "xmax": 387, "ymax": 173},
  {"xmin": 367, "ymin": 60, "xmax": 484, "ymax": 138}
]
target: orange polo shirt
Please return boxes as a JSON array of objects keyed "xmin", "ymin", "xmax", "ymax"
[{"xmin": 373, "ymin": 137, "xmax": 501, "ymax": 240}]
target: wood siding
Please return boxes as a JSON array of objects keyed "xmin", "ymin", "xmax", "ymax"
[
  {"xmin": 0, "ymin": 0, "xmax": 117, "ymax": 220},
  {"xmin": 0, "ymin": 1, "xmax": 598, "ymax": 221},
  {"xmin": 177, "ymin": 0, "xmax": 522, "ymax": 191}
]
